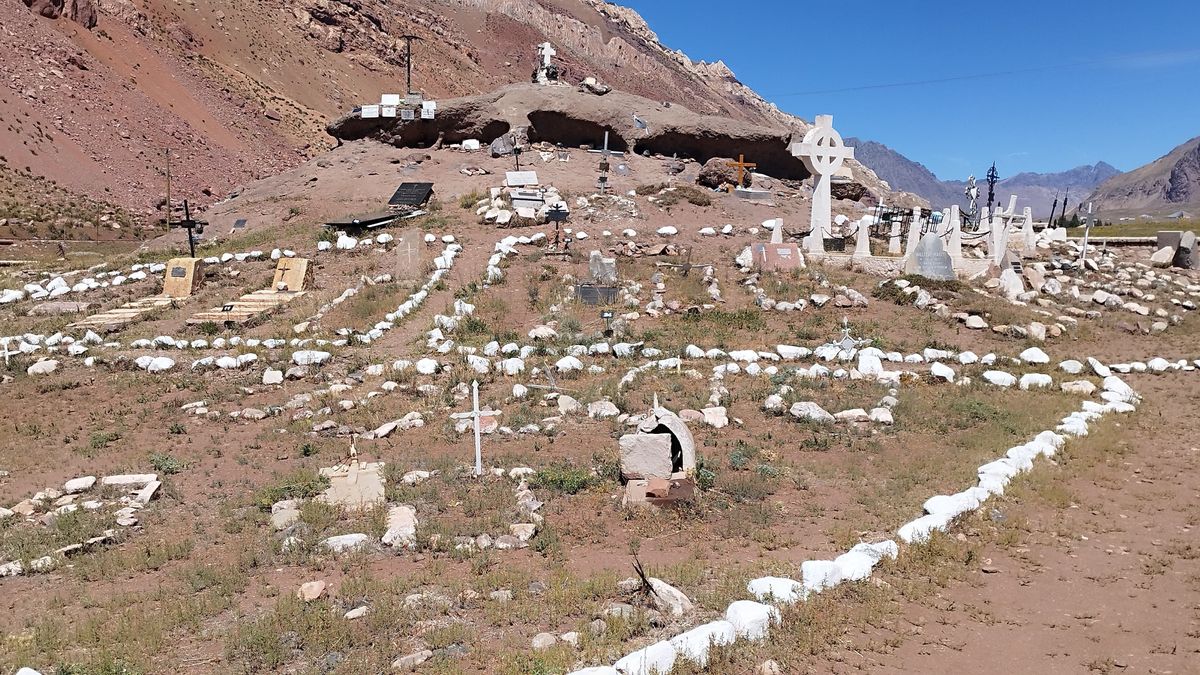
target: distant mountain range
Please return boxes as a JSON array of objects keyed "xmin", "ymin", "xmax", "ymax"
[
  {"xmin": 1087, "ymin": 136, "xmax": 1200, "ymax": 218},
  {"xmin": 846, "ymin": 137, "xmax": 1121, "ymax": 218}
]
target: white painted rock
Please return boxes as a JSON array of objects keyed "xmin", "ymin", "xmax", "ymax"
[
  {"xmin": 292, "ymin": 350, "xmax": 331, "ymax": 366},
  {"xmin": 982, "ymin": 370, "xmax": 1016, "ymax": 387},
  {"xmin": 1019, "ymin": 347, "xmax": 1050, "ymax": 364},
  {"xmin": 789, "ymin": 402, "xmax": 834, "ymax": 423}
]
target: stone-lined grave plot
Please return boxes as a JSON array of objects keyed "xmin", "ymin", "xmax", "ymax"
[
  {"xmin": 187, "ymin": 258, "xmax": 314, "ymax": 326},
  {"xmin": 268, "ymin": 460, "xmax": 544, "ymax": 557},
  {"xmin": 564, "ymin": 361, "xmax": 1157, "ymax": 675},
  {"xmin": 65, "ymin": 258, "xmax": 206, "ymax": 333},
  {"xmin": 1, "ymin": 473, "xmax": 161, "ymax": 578}
]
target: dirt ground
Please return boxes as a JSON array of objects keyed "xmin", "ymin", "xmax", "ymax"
[{"xmin": 1, "ymin": 143, "xmax": 1199, "ymax": 674}]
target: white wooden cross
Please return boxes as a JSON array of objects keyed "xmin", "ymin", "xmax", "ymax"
[
  {"xmin": 0, "ymin": 338, "xmax": 13, "ymax": 366},
  {"xmin": 791, "ymin": 115, "xmax": 854, "ymax": 256},
  {"xmin": 449, "ymin": 380, "xmax": 501, "ymax": 477},
  {"xmin": 537, "ymin": 42, "xmax": 556, "ymax": 68}
]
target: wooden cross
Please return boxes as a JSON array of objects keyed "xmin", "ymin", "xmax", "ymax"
[
  {"xmin": 0, "ymin": 338, "xmax": 13, "ymax": 366},
  {"xmin": 726, "ymin": 154, "xmax": 756, "ymax": 191}
]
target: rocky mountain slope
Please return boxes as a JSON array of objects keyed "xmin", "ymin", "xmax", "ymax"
[
  {"xmin": 1087, "ymin": 136, "xmax": 1200, "ymax": 217},
  {"xmin": 847, "ymin": 136, "xmax": 1119, "ymax": 217},
  {"xmin": 4, "ymin": 0, "xmax": 911, "ymax": 221}
]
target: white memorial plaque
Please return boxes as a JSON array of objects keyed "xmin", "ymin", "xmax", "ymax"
[
  {"xmin": 505, "ymin": 171, "xmax": 539, "ymax": 187},
  {"xmin": 381, "ymin": 105, "xmax": 397, "ymax": 118},
  {"xmin": 361, "ymin": 105, "xmax": 380, "ymax": 119},
  {"xmin": 420, "ymin": 108, "xmax": 435, "ymax": 120},
  {"xmin": 381, "ymin": 94, "xmax": 401, "ymax": 106},
  {"xmin": 422, "ymin": 101, "xmax": 437, "ymax": 112}
]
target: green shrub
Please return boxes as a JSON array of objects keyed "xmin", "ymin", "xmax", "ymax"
[{"xmin": 531, "ymin": 463, "xmax": 594, "ymax": 495}]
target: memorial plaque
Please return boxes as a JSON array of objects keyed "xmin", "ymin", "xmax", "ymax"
[
  {"xmin": 420, "ymin": 107, "xmax": 435, "ymax": 120},
  {"xmin": 361, "ymin": 105, "xmax": 380, "ymax": 119},
  {"xmin": 387, "ymin": 182, "xmax": 434, "ymax": 207},
  {"xmin": 170, "ymin": 266, "xmax": 187, "ymax": 278},
  {"xmin": 576, "ymin": 284, "xmax": 619, "ymax": 306},
  {"xmin": 405, "ymin": 93, "xmax": 423, "ymax": 105},
  {"xmin": 505, "ymin": 171, "xmax": 539, "ymax": 187},
  {"xmin": 904, "ymin": 233, "xmax": 956, "ymax": 281},
  {"xmin": 400, "ymin": 108, "xmax": 416, "ymax": 121},
  {"xmin": 381, "ymin": 94, "xmax": 402, "ymax": 106},
  {"xmin": 232, "ymin": 218, "xmax": 247, "ymax": 230},
  {"xmin": 381, "ymin": 105, "xmax": 398, "ymax": 118}
]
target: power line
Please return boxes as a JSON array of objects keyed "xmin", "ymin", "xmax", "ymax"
[{"xmin": 762, "ymin": 49, "xmax": 1200, "ymax": 98}]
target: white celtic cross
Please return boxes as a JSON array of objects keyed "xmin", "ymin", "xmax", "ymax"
[{"xmin": 791, "ymin": 115, "xmax": 854, "ymax": 256}]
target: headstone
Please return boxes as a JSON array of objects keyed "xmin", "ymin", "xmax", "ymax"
[
  {"xmin": 888, "ymin": 220, "xmax": 902, "ymax": 255},
  {"xmin": 395, "ymin": 229, "xmax": 422, "ymax": 281},
  {"xmin": 505, "ymin": 171, "xmax": 539, "ymax": 187},
  {"xmin": 946, "ymin": 205, "xmax": 963, "ymax": 262},
  {"xmin": 904, "ymin": 208, "xmax": 922, "ymax": 257},
  {"xmin": 791, "ymin": 115, "xmax": 854, "ymax": 257},
  {"xmin": 272, "ymin": 258, "xmax": 312, "ymax": 292},
  {"xmin": 381, "ymin": 94, "xmax": 402, "ymax": 106},
  {"xmin": 319, "ymin": 460, "xmax": 386, "ymax": 511},
  {"xmin": 361, "ymin": 105, "xmax": 380, "ymax": 119},
  {"xmin": 852, "ymin": 217, "xmax": 871, "ymax": 258},
  {"xmin": 381, "ymin": 105, "xmax": 398, "ymax": 118},
  {"xmin": 904, "ymin": 233, "xmax": 955, "ymax": 281},
  {"xmin": 161, "ymin": 258, "xmax": 205, "ymax": 298},
  {"xmin": 588, "ymin": 250, "xmax": 617, "ymax": 284},
  {"xmin": 619, "ymin": 434, "xmax": 674, "ymax": 480},
  {"xmin": 387, "ymin": 182, "xmax": 434, "ymax": 207},
  {"xmin": 400, "ymin": 108, "xmax": 415, "ymax": 121}
]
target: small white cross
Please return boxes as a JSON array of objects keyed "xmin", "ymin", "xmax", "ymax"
[
  {"xmin": 0, "ymin": 339, "xmax": 13, "ymax": 366},
  {"xmin": 449, "ymin": 380, "xmax": 501, "ymax": 476}
]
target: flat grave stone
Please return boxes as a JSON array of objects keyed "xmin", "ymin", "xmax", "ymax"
[{"xmin": 388, "ymin": 182, "xmax": 435, "ymax": 207}]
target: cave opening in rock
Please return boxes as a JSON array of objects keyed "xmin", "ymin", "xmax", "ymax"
[{"xmin": 527, "ymin": 111, "xmax": 628, "ymax": 152}]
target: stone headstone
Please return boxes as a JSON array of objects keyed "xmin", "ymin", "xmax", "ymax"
[
  {"xmin": 161, "ymin": 257, "xmax": 205, "ymax": 298},
  {"xmin": 904, "ymin": 233, "xmax": 955, "ymax": 281},
  {"xmin": 394, "ymin": 229, "xmax": 422, "ymax": 282},
  {"xmin": 319, "ymin": 460, "xmax": 386, "ymax": 511},
  {"xmin": 272, "ymin": 258, "xmax": 312, "ymax": 292},
  {"xmin": 752, "ymin": 243, "xmax": 805, "ymax": 272},
  {"xmin": 588, "ymin": 250, "xmax": 617, "ymax": 284},
  {"xmin": 619, "ymin": 433, "xmax": 674, "ymax": 480}
]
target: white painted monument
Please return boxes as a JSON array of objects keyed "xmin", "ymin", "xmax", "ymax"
[{"xmin": 791, "ymin": 115, "xmax": 854, "ymax": 257}]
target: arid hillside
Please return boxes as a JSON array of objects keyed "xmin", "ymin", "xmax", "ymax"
[{"xmin": 2, "ymin": 0, "xmax": 831, "ymax": 220}]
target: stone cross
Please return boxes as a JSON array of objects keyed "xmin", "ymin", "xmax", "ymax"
[
  {"xmin": 449, "ymin": 380, "xmax": 500, "ymax": 477},
  {"xmin": 726, "ymin": 154, "xmax": 756, "ymax": 190},
  {"xmin": 791, "ymin": 115, "xmax": 854, "ymax": 256}
]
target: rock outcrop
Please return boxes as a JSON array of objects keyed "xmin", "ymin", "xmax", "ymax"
[
  {"xmin": 22, "ymin": 0, "xmax": 97, "ymax": 28},
  {"xmin": 329, "ymin": 83, "xmax": 815, "ymax": 181}
]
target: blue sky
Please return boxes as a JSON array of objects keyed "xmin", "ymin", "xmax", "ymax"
[{"xmin": 620, "ymin": 0, "xmax": 1200, "ymax": 180}]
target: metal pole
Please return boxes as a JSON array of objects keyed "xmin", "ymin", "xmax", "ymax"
[
  {"xmin": 400, "ymin": 35, "xmax": 421, "ymax": 94},
  {"xmin": 471, "ymin": 380, "xmax": 482, "ymax": 477},
  {"xmin": 165, "ymin": 148, "xmax": 171, "ymax": 232},
  {"xmin": 183, "ymin": 199, "xmax": 195, "ymax": 258}
]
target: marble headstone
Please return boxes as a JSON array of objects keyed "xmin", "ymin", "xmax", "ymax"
[{"xmin": 904, "ymin": 233, "xmax": 956, "ymax": 281}]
